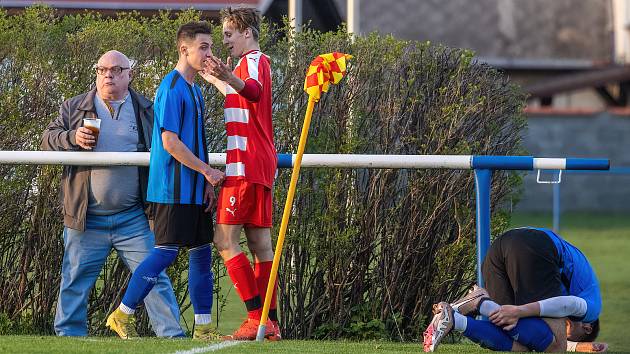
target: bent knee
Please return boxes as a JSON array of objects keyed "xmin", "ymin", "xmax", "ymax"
[
  {"xmin": 213, "ymin": 237, "xmax": 235, "ymax": 252},
  {"xmin": 246, "ymin": 238, "xmax": 271, "ymax": 252}
]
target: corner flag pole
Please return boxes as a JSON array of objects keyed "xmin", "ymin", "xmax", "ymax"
[
  {"xmin": 256, "ymin": 52, "xmax": 352, "ymax": 341},
  {"xmin": 256, "ymin": 97, "xmax": 315, "ymax": 341}
]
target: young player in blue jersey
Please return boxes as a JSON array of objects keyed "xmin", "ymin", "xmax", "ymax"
[
  {"xmin": 424, "ymin": 227, "xmax": 607, "ymax": 352},
  {"xmin": 106, "ymin": 22, "xmax": 225, "ymax": 340},
  {"xmin": 486, "ymin": 228, "xmax": 601, "ymax": 337}
]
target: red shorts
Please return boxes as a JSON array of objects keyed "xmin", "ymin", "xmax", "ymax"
[{"xmin": 216, "ymin": 179, "xmax": 273, "ymax": 228}]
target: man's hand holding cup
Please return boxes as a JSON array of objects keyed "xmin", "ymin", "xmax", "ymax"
[{"xmin": 78, "ymin": 118, "xmax": 101, "ymax": 150}]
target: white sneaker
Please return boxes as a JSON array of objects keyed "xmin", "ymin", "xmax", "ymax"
[{"xmin": 423, "ymin": 302, "xmax": 454, "ymax": 352}]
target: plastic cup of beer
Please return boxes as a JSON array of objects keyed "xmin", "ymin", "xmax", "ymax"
[{"xmin": 82, "ymin": 118, "xmax": 101, "ymax": 147}]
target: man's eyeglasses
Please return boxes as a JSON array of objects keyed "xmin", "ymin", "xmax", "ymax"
[{"xmin": 95, "ymin": 66, "xmax": 130, "ymax": 76}]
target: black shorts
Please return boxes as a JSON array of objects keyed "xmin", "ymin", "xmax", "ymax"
[
  {"xmin": 151, "ymin": 203, "xmax": 212, "ymax": 248},
  {"xmin": 481, "ymin": 228, "xmax": 563, "ymax": 306}
]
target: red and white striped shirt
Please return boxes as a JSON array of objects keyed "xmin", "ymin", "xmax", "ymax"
[{"xmin": 224, "ymin": 50, "xmax": 277, "ymax": 188}]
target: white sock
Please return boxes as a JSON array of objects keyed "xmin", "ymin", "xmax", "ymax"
[
  {"xmin": 195, "ymin": 314, "xmax": 212, "ymax": 325},
  {"xmin": 119, "ymin": 303, "xmax": 135, "ymax": 315},
  {"xmin": 453, "ymin": 312, "xmax": 467, "ymax": 332},
  {"xmin": 479, "ymin": 299, "xmax": 500, "ymax": 317}
]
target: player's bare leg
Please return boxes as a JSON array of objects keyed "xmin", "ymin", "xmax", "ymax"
[{"xmin": 214, "ymin": 224, "xmax": 243, "ymax": 260}]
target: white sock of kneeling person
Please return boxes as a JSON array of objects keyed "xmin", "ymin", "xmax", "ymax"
[
  {"xmin": 479, "ymin": 299, "xmax": 500, "ymax": 317},
  {"xmin": 453, "ymin": 312, "xmax": 468, "ymax": 332}
]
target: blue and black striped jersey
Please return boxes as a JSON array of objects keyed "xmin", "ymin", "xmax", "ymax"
[{"xmin": 148, "ymin": 70, "xmax": 208, "ymax": 205}]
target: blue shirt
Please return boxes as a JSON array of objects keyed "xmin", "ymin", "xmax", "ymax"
[
  {"xmin": 535, "ymin": 228, "xmax": 602, "ymax": 323},
  {"xmin": 148, "ymin": 70, "xmax": 208, "ymax": 205}
]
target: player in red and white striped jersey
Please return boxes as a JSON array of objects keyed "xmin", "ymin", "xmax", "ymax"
[{"xmin": 201, "ymin": 7, "xmax": 280, "ymax": 341}]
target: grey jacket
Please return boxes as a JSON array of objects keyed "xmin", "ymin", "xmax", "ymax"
[{"xmin": 40, "ymin": 88, "xmax": 154, "ymax": 231}]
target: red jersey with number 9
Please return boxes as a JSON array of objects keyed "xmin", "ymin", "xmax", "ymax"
[{"xmin": 223, "ymin": 50, "xmax": 277, "ymax": 188}]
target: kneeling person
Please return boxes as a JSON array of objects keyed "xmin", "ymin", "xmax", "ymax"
[
  {"xmin": 425, "ymin": 289, "xmax": 606, "ymax": 352},
  {"xmin": 424, "ymin": 227, "xmax": 604, "ymax": 352}
]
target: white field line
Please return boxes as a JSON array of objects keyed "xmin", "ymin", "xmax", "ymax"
[{"xmin": 171, "ymin": 340, "xmax": 244, "ymax": 354}]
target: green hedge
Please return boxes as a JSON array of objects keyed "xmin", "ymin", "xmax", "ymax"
[{"xmin": 0, "ymin": 6, "xmax": 527, "ymax": 339}]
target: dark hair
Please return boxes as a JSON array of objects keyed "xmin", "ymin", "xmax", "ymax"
[
  {"xmin": 220, "ymin": 7, "xmax": 261, "ymax": 40},
  {"xmin": 570, "ymin": 319, "xmax": 600, "ymax": 342},
  {"xmin": 176, "ymin": 21, "xmax": 212, "ymax": 47},
  {"xmin": 580, "ymin": 319, "xmax": 600, "ymax": 342}
]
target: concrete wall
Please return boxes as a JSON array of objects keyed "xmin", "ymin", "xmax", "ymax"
[{"xmin": 515, "ymin": 112, "xmax": 630, "ymax": 212}]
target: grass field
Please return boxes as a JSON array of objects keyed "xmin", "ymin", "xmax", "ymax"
[{"xmin": 0, "ymin": 212, "xmax": 628, "ymax": 353}]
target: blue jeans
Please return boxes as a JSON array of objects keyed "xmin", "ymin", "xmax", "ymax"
[{"xmin": 54, "ymin": 206, "xmax": 184, "ymax": 337}]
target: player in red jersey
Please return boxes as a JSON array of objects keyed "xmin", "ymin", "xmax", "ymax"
[{"xmin": 201, "ymin": 7, "xmax": 280, "ymax": 341}]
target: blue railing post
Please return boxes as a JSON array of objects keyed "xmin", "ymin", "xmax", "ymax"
[
  {"xmin": 552, "ymin": 183, "xmax": 561, "ymax": 232},
  {"xmin": 474, "ymin": 169, "xmax": 492, "ymax": 287}
]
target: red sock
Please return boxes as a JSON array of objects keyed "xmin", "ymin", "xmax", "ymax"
[
  {"xmin": 226, "ymin": 253, "xmax": 261, "ymax": 319},
  {"xmin": 255, "ymin": 261, "xmax": 278, "ymax": 321}
]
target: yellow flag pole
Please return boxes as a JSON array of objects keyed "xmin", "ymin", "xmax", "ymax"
[{"xmin": 256, "ymin": 97, "xmax": 317, "ymax": 341}]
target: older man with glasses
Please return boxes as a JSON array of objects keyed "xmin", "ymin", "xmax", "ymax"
[{"xmin": 41, "ymin": 50, "xmax": 184, "ymax": 338}]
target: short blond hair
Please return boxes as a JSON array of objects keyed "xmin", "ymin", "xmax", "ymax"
[{"xmin": 220, "ymin": 7, "xmax": 261, "ymax": 40}]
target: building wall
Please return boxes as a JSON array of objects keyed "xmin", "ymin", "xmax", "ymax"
[
  {"xmin": 515, "ymin": 112, "xmax": 630, "ymax": 212},
  {"xmin": 354, "ymin": 0, "xmax": 612, "ymax": 62},
  {"xmin": 524, "ymin": 87, "xmax": 607, "ymax": 110}
]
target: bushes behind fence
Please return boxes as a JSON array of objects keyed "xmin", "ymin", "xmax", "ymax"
[{"xmin": 0, "ymin": 6, "xmax": 526, "ymax": 339}]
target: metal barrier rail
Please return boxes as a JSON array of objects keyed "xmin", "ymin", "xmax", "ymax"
[
  {"xmin": 0, "ymin": 150, "xmax": 610, "ymax": 286},
  {"xmin": 0, "ymin": 151, "xmax": 610, "ymax": 170}
]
